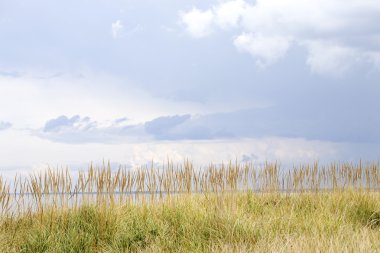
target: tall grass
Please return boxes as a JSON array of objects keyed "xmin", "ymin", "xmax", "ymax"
[
  {"xmin": 0, "ymin": 160, "xmax": 379, "ymax": 218},
  {"xmin": 1, "ymin": 191, "xmax": 380, "ymax": 252},
  {"xmin": 0, "ymin": 160, "xmax": 380, "ymax": 252}
]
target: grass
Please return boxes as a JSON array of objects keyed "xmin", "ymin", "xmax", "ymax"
[
  {"xmin": 0, "ymin": 191, "xmax": 380, "ymax": 252},
  {"xmin": 0, "ymin": 160, "xmax": 380, "ymax": 252}
]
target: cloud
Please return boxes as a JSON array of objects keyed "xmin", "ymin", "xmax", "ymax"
[
  {"xmin": 145, "ymin": 115, "xmax": 191, "ymax": 139},
  {"xmin": 0, "ymin": 72, "xmax": 208, "ymax": 130},
  {"xmin": 0, "ymin": 121, "xmax": 11, "ymax": 131},
  {"xmin": 37, "ymin": 114, "xmax": 224, "ymax": 143},
  {"xmin": 37, "ymin": 100, "xmax": 380, "ymax": 144},
  {"xmin": 39, "ymin": 115, "xmax": 144, "ymax": 144},
  {"xmin": 43, "ymin": 115, "xmax": 93, "ymax": 132},
  {"xmin": 303, "ymin": 40, "xmax": 361, "ymax": 76},
  {"xmin": 179, "ymin": 0, "xmax": 380, "ymax": 74},
  {"xmin": 39, "ymin": 114, "xmax": 213, "ymax": 143},
  {"xmin": 213, "ymin": 0, "xmax": 247, "ymax": 29},
  {"xmin": 111, "ymin": 20, "xmax": 123, "ymax": 38},
  {"xmin": 144, "ymin": 106, "xmax": 380, "ymax": 143},
  {"xmin": 179, "ymin": 8, "xmax": 214, "ymax": 38},
  {"xmin": 234, "ymin": 33, "xmax": 291, "ymax": 67},
  {"xmin": 144, "ymin": 114, "xmax": 233, "ymax": 140},
  {"xmin": 2, "ymin": 125, "xmax": 359, "ymax": 171}
]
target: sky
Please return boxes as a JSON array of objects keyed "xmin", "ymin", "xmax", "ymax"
[{"xmin": 1, "ymin": 0, "xmax": 380, "ymax": 172}]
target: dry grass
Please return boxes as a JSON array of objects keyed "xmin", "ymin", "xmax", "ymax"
[
  {"xmin": 0, "ymin": 191, "xmax": 380, "ymax": 252},
  {"xmin": 1, "ymin": 160, "xmax": 379, "ymax": 217},
  {"xmin": 0, "ymin": 160, "xmax": 379, "ymax": 252}
]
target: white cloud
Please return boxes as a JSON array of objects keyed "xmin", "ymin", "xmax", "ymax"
[
  {"xmin": 179, "ymin": 8, "xmax": 214, "ymax": 38},
  {"xmin": 0, "ymin": 127, "xmax": 354, "ymax": 171},
  {"xmin": 234, "ymin": 33, "xmax": 291, "ymax": 67},
  {"xmin": 0, "ymin": 72, "xmax": 207, "ymax": 129},
  {"xmin": 39, "ymin": 115, "xmax": 146, "ymax": 144},
  {"xmin": 179, "ymin": 0, "xmax": 380, "ymax": 74},
  {"xmin": 213, "ymin": 0, "xmax": 247, "ymax": 29},
  {"xmin": 303, "ymin": 40, "xmax": 361, "ymax": 76},
  {"xmin": 239, "ymin": 0, "xmax": 349, "ymax": 35},
  {"xmin": 111, "ymin": 20, "xmax": 123, "ymax": 38},
  {"xmin": 34, "ymin": 101, "xmax": 380, "ymax": 144},
  {"xmin": 1, "ymin": 111, "xmax": 379, "ymax": 170}
]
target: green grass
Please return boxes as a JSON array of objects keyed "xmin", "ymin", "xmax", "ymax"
[{"xmin": 1, "ymin": 191, "xmax": 380, "ymax": 252}]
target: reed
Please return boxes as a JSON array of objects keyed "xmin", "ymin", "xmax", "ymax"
[
  {"xmin": 1, "ymin": 191, "xmax": 380, "ymax": 252},
  {"xmin": 0, "ymin": 160, "xmax": 380, "ymax": 252},
  {"xmin": 0, "ymin": 160, "xmax": 379, "ymax": 218}
]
